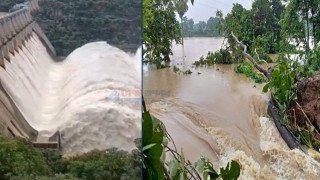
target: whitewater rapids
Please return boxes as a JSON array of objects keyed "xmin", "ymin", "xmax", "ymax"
[
  {"xmin": 0, "ymin": 33, "xmax": 141, "ymax": 153},
  {"xmin": 144, "ymin": 37, "xmax": 320, "ymax": 179}
]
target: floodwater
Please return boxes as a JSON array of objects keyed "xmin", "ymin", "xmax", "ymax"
[
  {"xmin": 0, "ymin": 33, "xmax": 141, "ymax": 153},
  {"xmin": 144, "ymin": 37, "xmax": 320, "ymax": 179}
]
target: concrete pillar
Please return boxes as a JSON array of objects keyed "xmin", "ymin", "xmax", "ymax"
[
  {"xmin": 8, "ymin": 17, "xmax": 17, "ymax": 36},
  {"xmin": 15, "ymin": 12, "xmax": 23, "ymax": 32},
  {"xmin": 6, "ymin": 41, "xmax": 15, "ymax": 56},
  {"xmin": 3, "ymin": 19, "xmax": 11, "ymax": 41},
  {"xmin": 20, "ymin": 10, "xmax": 28, "ymax": 28},
  {"xmin": 0, "ymin": 21, "xmax": 6, "ymax": 46},
  {"xmin": 11, "ymin": 14, "xmax": 20, "ymax": 34},
  {"xmin": 0, "ymin": 47, "xmax": 5, "ymax": 67},
  {"xmin": 1, "ymin": 46, "xmax": 10, "ymax": 61},
  {"xmin": 16, "ymin": 34, "xmax": 23, "ymax": 49}
]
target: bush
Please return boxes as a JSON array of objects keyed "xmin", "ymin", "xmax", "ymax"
[
  {"xmin": 0, "ymin": 136, "xmax": 141, "ymax": 180},
  {"xmin": 0, "ymin": 136, "xmax": 51, "ymax": 179},
  {"xmin": 234, "ymin": 62, "xmax": 265, "ymax": 83},
  {"xmin": 193, "ymin": 49, "xmax": 234, "ymax": 67}
]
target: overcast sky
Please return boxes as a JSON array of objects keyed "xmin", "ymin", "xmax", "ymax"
[{"xmin": 182, "ymin": 0, "xmax": 253, "ymax": 23}]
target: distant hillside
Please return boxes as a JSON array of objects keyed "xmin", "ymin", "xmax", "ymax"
[{"xmin": 33, "ymin": 0, "xmax": 141, "ymax": 56}]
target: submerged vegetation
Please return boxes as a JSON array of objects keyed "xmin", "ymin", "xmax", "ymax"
[
  {"xmin": 234, "ymin": 62, "xmax": 265, "ymax": 83},
  {"xmin": 0, "ymin": 136, "xmax": 141, "ymax": 180},
  {"xmin": 193, "ymin": 49, "xmax": 235, "ymax": 66}
]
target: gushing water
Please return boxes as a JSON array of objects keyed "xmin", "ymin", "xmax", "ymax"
[
  {"xmin": 144, "ymin": 37, "xmax": 320, "ymax": 179},
  {"xmin": 0, "ymin": 32, "xmax": 141, "ymax": 153}
]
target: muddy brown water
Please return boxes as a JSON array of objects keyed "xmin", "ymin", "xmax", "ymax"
[{"xmin": 144, "ymin": 37, "xmax": 320, "ymax": 179}]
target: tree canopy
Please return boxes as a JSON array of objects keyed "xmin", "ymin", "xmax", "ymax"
[
  {"xmin": 143, "ymin": 0, "xmax": 181, "ymax": 68},
  {"xmin": 0, "ymin": 136, "xmax": 141, "ymax": 180},
  {"xmin": 32, "ymin": 0, "xmax": 141, "ymax": 56},
  {"xmin": 182, "ymin": 16, "xmax": 224, "ymax": 37}
]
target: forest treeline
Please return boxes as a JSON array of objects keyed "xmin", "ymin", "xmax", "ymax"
[
  {"xmin": 182, "ymin": 16, "xmax": 223, "ymax": 37},
  {"xmin": 0, "ymin": 136, "xmax": 141, "ymax": 180},
  {"xmin": 0, "ymin": 0, "xmax": 141, "ymax": 56},
  {"xmin": 33, "ymin": 0, "xmax": 141, "ymax": 56},
  {"xmin": 0, "ymin": 0, "xmax": 25, "ymax": 11}
]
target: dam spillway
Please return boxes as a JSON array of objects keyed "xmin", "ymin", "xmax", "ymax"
[{"xmin": 0, "ymin": 1, "xmax": 141, "ymax": 153}]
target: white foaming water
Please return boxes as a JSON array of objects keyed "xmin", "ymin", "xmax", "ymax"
[
  {"xmin": 0, "ymin": 33, "xmax": 141, "ymax": 153},
  {"xmin": 145, "ymin": 37, "xmax": 320, "ymax": 179}
]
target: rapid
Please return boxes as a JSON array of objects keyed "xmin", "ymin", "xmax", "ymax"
[{"xmin": 143, "ymin": 37, "xmax": 320, "ymax": 179}]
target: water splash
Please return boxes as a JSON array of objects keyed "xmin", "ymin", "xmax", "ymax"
[{"xmin": 0, "ymin": 33, "xmax": 141, "ymax": 153}]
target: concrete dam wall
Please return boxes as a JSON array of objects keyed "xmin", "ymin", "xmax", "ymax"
[
  {"xmin": 0, "ymin": 0, "xmax": 141, "ymax": 153},
  {"xmin": 0, "ymin": 0, "xmax": 60, "ymax": 148}
]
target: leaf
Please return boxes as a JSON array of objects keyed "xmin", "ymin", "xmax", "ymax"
[
  {"xmin": 142, "ymin": 144, "xmax": 156, "ymax": 151},
  {"xmin": 196, "ymin": 158, "xmax": 205, "ymax": 173},
  {"xmin": 190, "ymin": 0, "xmax": 194, "ymax": 5},
  {"xmin": 262, "ymin": 83, "xmax": 270, "ymax": 93},
  {"xmin": 228, "ymin": 160, "xmax": 241, "ymax": 179},
  {"xmin": 168, "ymin": 160, "xmax": 179, "ymax": 177},
  {"xmin": 272, "ymin": 69, "xmax": 280, "ymax": 79},
  {"xmin": 204, "ymin": 166, "xmax": 219, "ymax": 179},
  {"xmin": 142, "ymin": 111, "xmax": 153, "ymax": 145},
  {"xmin": 280, "ymin": 116, "xmax": 286, "ymax": 125}
]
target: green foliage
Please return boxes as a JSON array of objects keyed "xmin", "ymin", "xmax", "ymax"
[
  {"xmin": 33, "ymin": 0, "xmax": 141, "ymax": 56},
  {"xmin": 222, "ymin": 1, "xmax": 284, "ymax": 56},
  {"xmin": 280, "ymin": 0, "xmax": 320, "ymax": 52},
  {"xmin": 174, "ymin": 0, "xmax": 188, "ymax": 19},
  {"xmin": 234, "ymin": 62, "xmax": 265, "ymax": 83},
  {"xmin": 173, "ymin": 65, "xmax": 180, "ymax": 73},
  {"xmin": 143, "ymin": 0, "xmax": 181, "ymax": 68},
  {"xmin": 193, "ymin": 49, "xmax": 235, "ymax": 67},
  {"xmin": 182, "ymin": 16, "xmax": 224, "ymax": 37},
  {"xmin": 65, "ymin": 149, "xmax": 141, "ymax": 180},
  {"xmin": 11, "ymin": 174, "xmax": 81, "ymax": 180},
  {"xmin": 183, "ymin": 69, "xmax": 192, "ymax": 75},
  {"xmin": 0, "ymin": 136, "xmax": 51, "ymax": 179},
  {"xmin": 142, "ymin": 111, "xmax": 165, "ymax": 180},
  {"xmin": 196, "ymin": 157, "xmax": 240, "ymax": 180},
  {"xmin": 305, "ymin": 49, "xmax": 320, "ymax": 72},
  {"xmin": 0, "ymin": 0, "xmax": 25, "ymax": 12},
  {"xmin": 262, "ymin": 55, "xmax": 301, "ymax": 124},
  {"xmin": 142, "ymin": 108, "xmax": 241, "ymax": 180},
  {"xmin": 252, "ymin": 35, "xmax": 272, "ymax": 63},
  {"xmin": 262, "ymin": 52, "xmax": 320, "ymax": 149},
  {"xmin": 0, "ymin": 136, "xmax": 141, "ymax": 180}
]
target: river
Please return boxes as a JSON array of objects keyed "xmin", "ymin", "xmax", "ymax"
[{"xmin": 144, "ymin": 37, "xmax": 320, "ymax": 179}]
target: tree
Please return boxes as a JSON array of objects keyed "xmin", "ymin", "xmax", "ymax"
[
  {"xmin": 206, "ymin": 17, "xmax": 217, "ymax": 36},
  {"xmin": 0, "ymin": 0, "xmax": 25, "ymax": 12},
  {"xmin": 280, "ymin": 0, "xmax": 320, "ymax": 53},
  {"xmin": 33, "ymin": 0, "xmax": 141, "ymax": 56},
  {"xmin": 174, "ymin": 0, "xmax": 189, "ymax": 45},
  {"xmin": 0, "ymin": 136, "xmax": 51, "ymax": 179},
  {"xmin": 143, "ymin": 0, "xmax": 181, "ymax": 68}
]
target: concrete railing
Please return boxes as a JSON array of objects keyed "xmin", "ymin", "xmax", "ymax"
[
  {"xmin": 29, "ymin": 0, "xmax": 41, "ymax": 12},
  {"xmin": 0, "ymin": 0, "xmax": 56, "ymax": 67},
  {"xmin": 0, "ymin": 8, "xmax": 33, "ymax": 48}
]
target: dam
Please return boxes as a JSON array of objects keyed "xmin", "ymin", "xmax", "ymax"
[{"xmin": 0, "ymin": 0, "xmax": 141, "ymax": 153}]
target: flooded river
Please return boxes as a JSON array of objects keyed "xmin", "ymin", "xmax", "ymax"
[{"xmin": 144, "ymin": 37, "xmax": 320, "ymax": 179}]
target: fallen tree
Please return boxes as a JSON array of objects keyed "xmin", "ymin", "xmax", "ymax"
[{"xmin": 231, "ymin": 32, "xmax": 303, "ymax": 151}]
